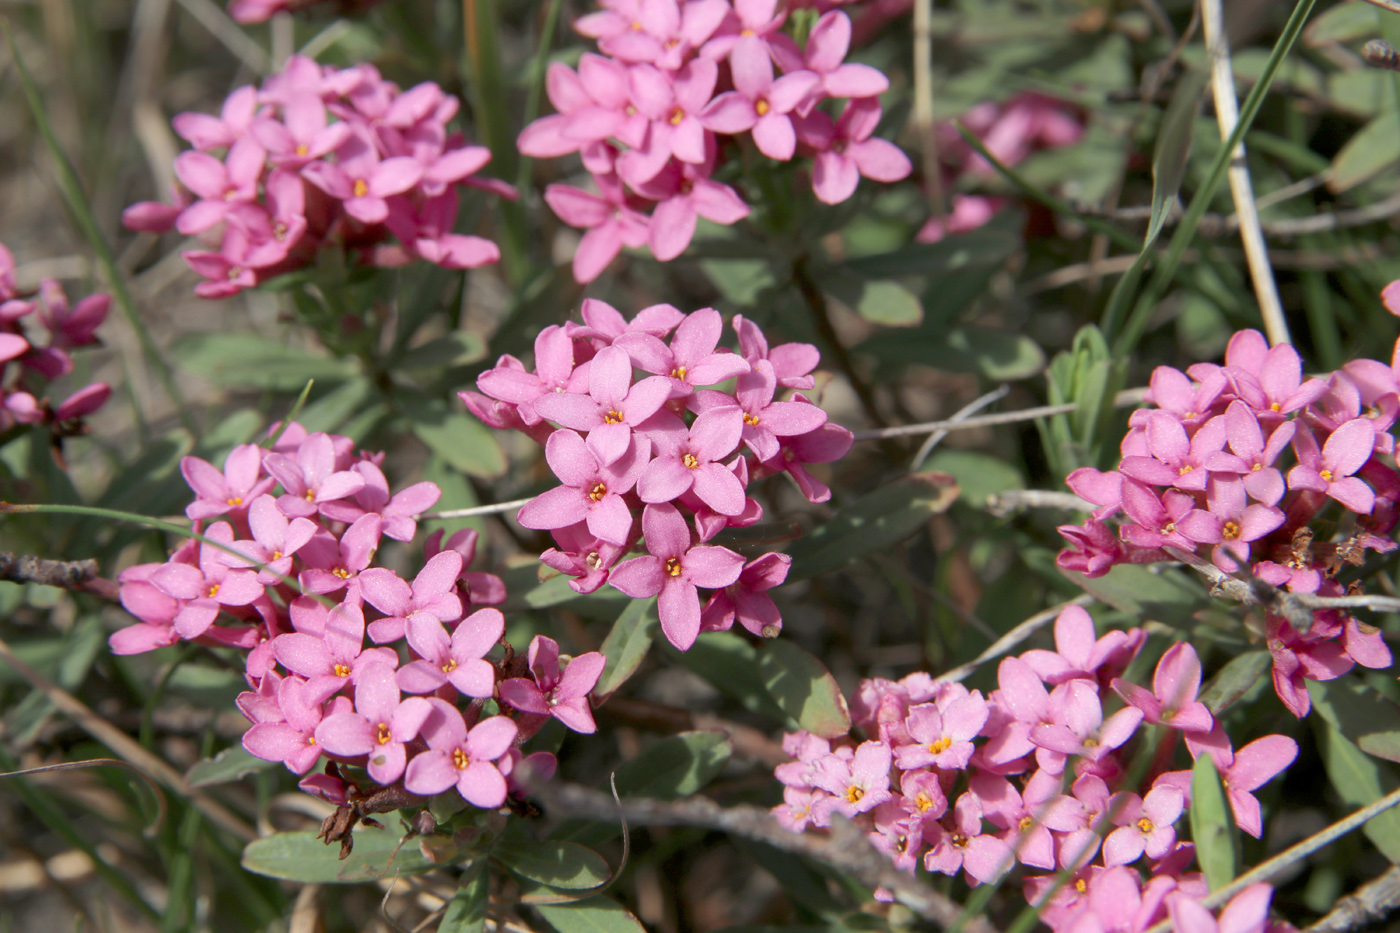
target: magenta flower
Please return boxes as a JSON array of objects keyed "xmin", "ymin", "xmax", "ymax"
[
  {"xmin": 1264, "ymin": 614, "xmax": 1354, "ymax": 717},
  {"xmin": 1030, "ymin": 679, "xmax": 1144, "ymax": 774},
  {"xmin": 403, "ymin": 702, "xmax": 518, "ymax": 808},
  {"xmin": 1167, "ymin": 883, "xmax": 1274, "ymax": 933},
  {"xmin": 608, "ymin": 502, "xmax": 745, "ymax": 650},
  {"xmin": 567, "ymin": 298, "xmax": 685, "ymax": 347},
  {"xmin": 360, "ymin": 550, "xmax": 464, "ymax": 644},
  {"xmin": 313, "ymin": 662, "xmax": 432, "ymax": 784},
  {"xmin": 699, "ymin": 551, "xmax": 791, "ymax": 637},
  {"xmin": 594, "ymin": 0, "xmax": 728, "ymax": 70},
  {"xmin": 692, "ymin": 360, "xmax": 829, "ymax": 461},
  {"xmin": 544, "ymin": 174, "xmax": 652, "ymax": 284},
  {"xmin": 251, "ymin": 93, "xmax": 353, "ymax": 168},
  {"xmin": 151, "ymin": 522, "xmax": 265, "ymax": 639},
  {"xmin": 301, "ymin": 131, "xmax": 424, "ymax": 225},
  {"xmin": 499, "ymin": 635, "xmax": 606, "ymax": 733},
  {"xmin": 634, "ymin": 158, "xmax": 751, "ymax": 261},
  {"xmin": 810, "ymin": 740, "xmax": 893, "ymax": 824},
  {"xmin": 1103, "ymin": 786, "xmax": 1184, "ymax": 865},
  {"xmin": 1227, "ymin": 340, "xmax": 1329, "ymax": 420},
  {"xmin": 173, "ymin": 137, "xmax": 266, "ymax": 235},
  {"xmin": 180, "ymin": 443, "xmax": 274, "ymax": 521},
  {"xmin": 732, "ymin": 313, "xmax": 818, "ymax": 390},
  {"xmin": 1020, "ymin": 604, "xmax": 1143, "ymax": 686},
  {"xmin": 1204, "ymin": 400, "xmax": 1294, "ymax": 506},
  {"xmin": 616, "ymin": 60, "xmax": 718, "ymax": 183},
  {"xmin": 894, "ymin": 691, "xmax": 989, "ymax": 771},
  {"xmin": 319, "ymin": 460, "xmax": 441, "ymax": 542},
  {"xmin": 774, "ymin": 11, "xmax": 889, "ymax": 102},
  {"xmin": 396, "ymin": 607, "xmax": 502, "ymax": 698},
  {"xmin": 110, "ymin": 568, "xmax": 181, "ymax": 655},
  {"xmin": 539, "ymin": 522, "xmax": 630, "ymax": 595},
  {"xmin": 810, "ymin": 99, "xmax": 912, "ymax": 205},
  {"xmin": 518, "ymin": 56, "xmax": 640, "ymax": 158},
  {"xmin": 1288, "ymin": 419, "xmax": 1377, "ymax": 514},
  {"xmin": 1119, "ymin": 480, "xmax": 1222, "ymax": 551},
  {"xmin": 296, "ymin": 514, "xmax": 383, "ymax": 595},
  {"xmin": 699, "ymin": 44, "xmax": 819, "ymax": 160},
  {"xmin": 638, "ymin": 408, "xmax": 746, "ymax": 515},
  {"xmin": 241, "ymin": 676, "xmax": 335, "ymax": 775},
  {"xmin": 263, "ymin": 431, "xmax": 368, "ymax": 518},
  {"xmin": 1119, "ymin": 411, "xmax": 1226, "ymax": 492},
  {"xmin": 173, "ymin": 84, "xmax": 259, "ymax": 150},
  {"xmin": 517, "ymin": 429, "xmax": 650, "ymax": 546},
  {"xmin": 535, "ymin": 346, "xmax": 672, "ymax": 464},
  {"xmin": 1205, "ymin": 475, "xmax": 1284, "ymax": 571},
  {"xmin": 1162, "ymin": 726, "xmax": 1298, "ymax": 837},
  {"xmin": 1112, "ymin": 642, "xmax": 1213, "ymax": 732},
  {"xmin": 763, "ymin": 419, "xmax": 853, "ymax": 503},
  {"xmin": 476, "ymin": 325, "xmax": 587, "ymax": 425},
  {"xmin": 614, "ymin": 307, "xmax": 751, "ymax": 396},
  {"xmin": 229, "ymin": 494, "xmax": 318, "ymax": 585},
  {"xmin": 423, "ymin": 528, "xmax": 507, "ymax": 607},
  {"xmin": 923, "ymin": 792, "xmax": 1014, "ymax": 885},
  {"xmin": 973, "ymin": 770, "xmax": 1082, "ymax": 871},
  {"xmin": 272, "ymin": 601, "xmax": 397, "ymax": 704},
  {"xmin": 35, "ymin": 278, "xmax": 109, "ymax": 348}
]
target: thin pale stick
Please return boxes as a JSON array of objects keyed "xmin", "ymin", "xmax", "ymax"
[
  {"xmin": 1305, "ymin": 865, "xmax": 1400, "ymax": 932},
  {"xmin": 173, "ymin": 0, "xmax": 270, "ymax": 72},
  {"xmin": 1143, "ymin": 785, "xmax": 1400, "ymax": 933},
  {"xmin": 912, "ymin": 0, "xmax": 945, "ymax": 217},
  {"xmin": 0, "ymin": 635, "xmax": 256, "ymax": 841},
  {"xmin": 909, "ymin": 385, "xmax": 1010, "ymax": 470},
  {"xmin": 985, "ymin": 489, "xmax": 1094, "ymax": 516},
  {"xmin": 854, "ymin": 388, "xmax": 1148, "ymax": 442},
  {"xmin": 422, "ymin": 496, "xmax": 535, "ymax": 521},
  {"xmin": 0, "ymin": 758, "xmax": 168, "ymax": 835},
  {"xmin": 936, "ymin": 595, "xmax": 1095, "ymax": 684},
  {"xmin": 1201, "ymin": 0, "xmax": 1288, "ymax": 345}
]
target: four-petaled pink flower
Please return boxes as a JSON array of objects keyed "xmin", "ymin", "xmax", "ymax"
[
  {"xmin": 699, "ymin": 42, "xmax": 818, "ymax": 160},
  {"xmin": 499, "ymin": 635, "xmax": 606, "ymax": 734},
  {"xmin": 534, "ymin": 346, "xmax": 672, "ymax": 465},
  {"xmin": 404, "ymin": 701, "xmax": 518, "ymax": 808},
  {"xmin": 272, "ymin": 601, "xmax": 397, "ymax": 704},
  {"xmin": 396, "ymin": 607, "xmax": 503, "ymax": 698},
  {"xmin": 608, "ymin": 502, "xmax": 745, "ymax": 650},
  {"xmin": 151, "ymin": 522, "xmax": 265, "ymax": 639},
  {"xmin": 360, "ymin": 550, "xmax": 464, "ymax": 644},
  {"xmin": 180, "ymin": 444, "xmax": 274, "ymax": 521},
  {"xmin": 301, "ymin": 131, "xmax": 425, "ymax": 225},
  {"xmin": 1287, "ymin": 419, "xmax": 1377, "ymax": 514},
  {"xmin": 1103, "ymin": 786, "xmax": 1184, "ymax": 865},
  {"xmin": 518, "ymin": 429, "xmax": 650, "ymax": 546},
  {"xmin": 615, "ymin": 306, "xmax": 751, "ymax": 397},
  {"xmin": 1112, "ymin": 641, "xmax": 1213, "ymax": 732},
  {"xmin": 639, "ymin": 409, "xmax": 746, "ymax": 515},
  {"xmin": 314, "ymin": 662, "xmax": 432, "ymax": 784}
]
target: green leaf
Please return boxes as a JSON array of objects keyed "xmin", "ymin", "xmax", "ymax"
[
  {"xmin": 1191, "ymin": 754, "xmax": 1238, "ymax": 890},
  {"xmin": 756, "ymin": 640, "xmax": 851, "ymax": 739},
  {"xmin": 785, "ymin": 472, "xmax": 959, "ymax": 580},
  {"xmin": 700, "ymin": 258, "xmax": 778, "ymax": 306},
  {"xmin": 240, "ymin": 825, "xmax": 435, "ymax": 883},
  {"xmin": 594, "ymin": 598, "xmax": 658, "ymax": 700},
  {"xmin": 668, "ymin": 632, "xmax": 790, "ymax": 722},
  {"xmin": 1145, "ymin": 69, "xmax": 1207, "ymax": 246},
  {"xmin": 172, "ymin": 333, "xmax": 356, "ymax": 390},
  {"xmin": 1304, "ymin": 1, "xmax": 1380, "ymax": 45},
  {"xmin": 186, "ymin": 745, "xmax": 279, "ymax": 788},
  {"xmin": 494, "ymin": 840, "xmax": 610, "ymax": 890},
  {"xmin": 1329, "ymin": 112, "xmax": 1400, "ymax": 193},
  {"xmin": 1309, "ymin": 679, "xmax": 1400, "ymax": 765},
  {"xmin": 614, "ymin": 731, "xmax": 732, "ymax": 800},
  {"xmin": 440, "ymin": 861, "xmax": 490, "ymax": 933},
  {"xmin": 839, "ymin": 227, "xmax": 1020, "ymax": 279},
  {"xmin": 1061, "ymin": 563, "xmax": 1202, "ymax": 631},
  {"xmin": 821, "ymin": 272, "xmax": 923, "ymax": 327},
  {"xmin": 1313, "ymin": 689, "xmax": 1400, "ymax": 864},
  {"xmin": 397, "ymin": 332, "xmax": 487, "ymax": 370},
  {"xmin": 410, "ymin": 406, "xmax": 507, "ymax": 479},
  {"xmin": 534, "ymin": 896, "xmax": 646, "ymax": 933},
  {"xmin": 855, "ymin": 327, "xmax": 1046, "ymax": 380},
  {"xmin": 297, "ymin": 378, "xmax": 376, "ymax": 435},
  {"xmin": 1199, "ymin": 651, "xmax": 1271, "ymax": 715},
  {"xmin": 921, "ymin": 449, "xmax": 1025, "ymax": 501}
]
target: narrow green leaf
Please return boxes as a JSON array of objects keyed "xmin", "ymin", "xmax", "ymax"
[
  {"xmin": 1061, "ymin": 563, "xmax": 1203, "ymax": 630},
  {"xmin": 1313, "ymin": 693, "xmax": 1400, "ymax": 864},
  {"xmin": 173, "ymin": 333, "xmax": 355, "ymax": 390},
  {"xmin": 855, "ymin": 327, "xmax": 1046, "ymax": 380},
  {"xmin": 535, "ymin": 896, "xmax": 647, "ymax": 933},
  {"xmin": 1304, "ymin": 1, "xmax": 1380, "ymax": 44},
  {"xmin": 396, "ymin": 332, "xmax": 487, "ymax": 370},
  {"xmin": 594, "ymin": 598, "xmax": 658, "ymax": 700},
  {"xmin": 840, "ymin": 227, "xmax": 1021, "ymax": 279},
  {"xmin": 186, "ymin": 745, "xmax": 279, "ymax": 788},
  {"xmin": 785, "ymin": 472, "xmax": 959, "ymax": 580},
  {"xmin": 1191, "ymin": 754, "xmax": 1238, "ymax": 890},
  {"xmin": 613, "ymin": 731, "xmax": 732, "ymax": 800},
  {"xmin": 241, "ymin": 825, "xmax": 435, "ymax": 883},
  {"xmin": 494, "ymin": 840, "xmax": 610, "ymax": 890},
  {"xmin": 410, "ymin": 408, "xmax": 508, "ymax": 478},
  {"xmin": 820, "ymin": 273, "xmax": 923, "ymax": 327},
  {"xmin": 668, "ymin": 632, "xmax": 790, "ymax": 722},
  {"xmin": 440, "ymin": 861, "xmax": 490, "ymax": 933},
  {"xmin": 756, "ymin": 640, "xmax": 851, "ymax": 739},
  {"xmin": 1329, "ymin": 112, "xmax": 1400, "ymax": 192},
  {"xmin": 1146, "ymin": 69, "xmax": 1208, "ymax": 246},
  {"xmin": 1198, "ymin": 651, "xmax": 1271, "ymax": 715},
  {"xmin": 1310, "ymin": 679, "xmax": 1400, "ymax": 765}
]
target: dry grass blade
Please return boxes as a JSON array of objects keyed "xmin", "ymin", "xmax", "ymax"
[
  {"xmin": 1305, "ymin": 865, "xmax": 1400, "ymax": 932},
  {"xmin": 0, "ymin": 758, "xmax": 168, "ymax": 836}
]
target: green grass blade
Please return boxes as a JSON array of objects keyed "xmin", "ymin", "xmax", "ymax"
[
  {"xmin": 1113, "ymin": 0, "xmax": 1318, "ymax": 357},
  {"xmin": 4, "ymin": 24, "xmax": 195, "ymax": 436},
  {"xmin": 515, "ymin": 0, "xmax": 564, "ymax": 196}
]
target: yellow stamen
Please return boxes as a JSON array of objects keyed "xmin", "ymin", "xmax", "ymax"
[
  {"xmin": 1136, "ymin": 817, "xmax": 1155, "ymax": 834},
  {"xmin": 332, "ymin": 567, "xmax": 351, "ymax": 580},
  {"xmin": 743, "ymin": 413, "xmax": 760, "ymax": 426},
  {"xmin": 588, "ymin": 482, "xmax": 608, "ymax": 502},
  {"xmin": 668, "ymin": 107, "xmax": 685, "ymax": 126},
  {"xmin": 845, "ymin": 785, "xmax": 864, "ymax": 804},
  {"xmin": 665, "ymin": 557, "xmax": 683, "ymax": 577},
  {"xmin": 442, "ymin": 658, "xmax": 458, "ymax": 674},
  {"xmin": 928, "ymin": 736, "xmax": 952, "ymax": 755},
  {"xmin": 334, "ymin": 663, "xmax": 350, "ymax": 678},
  {"xmin": 1320, "ymin": 469, "xmax": 1334, "ymax": 481},
  {"xmin": 682, "ymin": 453, "xmax": 700, "ymax": 469},
  {"xmin": 1222, "ymin": 521, "xmax": 1241, "ymax": 540},
  {"xmin": 377, "ymin": 722, "xmax": 392, "ymax": 745},
  {"xmin": 670, "ymin": 366, "xmax": 687, "ymax": 381},
  {"xmin": 755, "ymin": 99, "xmax": 771, "ymax": 116},
  {"xmin": 207, "ymin": 583, "xmax": 220, "ymax": 598},
  {"xmin": 226, "ymin": 496, "xmax": 243, "ymax": 506},
  {"xmin": 353, "ymin": 178, "xmax": 369, "ymax": 198},
  {"xmin": 604, "ymin": 410, "xmax": 625, "ymax": 424},
  {"xmin": 453, "ymin": 748, "xmax": 469, "ymax": 770}
]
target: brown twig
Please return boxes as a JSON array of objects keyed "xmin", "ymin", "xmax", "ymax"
[
  {"xmin": 532, "ymin": 781, "xmax": 998, "ymax": 933},
  {"xmin": 792, "ymin": 256, "xmax": 891, "ymax": 432},
  {"xmin": 0, "ymin": 551, "xmax": 118, "ymax": 600},
  {"xmin": 1305, "ymin": 865, "xmax": 1400, "ymax": 932}
]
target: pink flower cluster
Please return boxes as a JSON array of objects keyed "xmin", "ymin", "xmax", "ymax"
[
  {"xmin": 226, "ymin": 0, "xmax": 386, "ymax": 24},
  {"xmin": 124, "ymin": 55, "xmax": 511, "ymax": 299},
  {"xmin": 773, "ymin": 604, "xmax": 1299, "ymax": 933},
  {"xmin": 917, "ymin": 92, "xmax": 1083, "ymax": 243},
  {"xmin": 1056, "ymin": 330, "xmax": 1396, "ymax": 716},
  {"xmin": 462, "ymin": 300, "xmax": 851, "ymax": 650},
  {"xmin": 0, "ymin": 243, "xmax": 111, "ymax": 435},
  {"xmin": 519, "ymin": 0, "xmax": 912, "ymax": 282},
  {"xmin": 109, "ymin": 423, "xmax": 604, "ymax": 810}
]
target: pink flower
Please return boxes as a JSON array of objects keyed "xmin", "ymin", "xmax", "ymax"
[
  {"xmin": 516, "ymin": 429, "xmax": 650, "ymax": 546},
  {"xmin": 476, "ymin": 325, "xmax": 587, "ymax": 424},
  {"xmin": 568, "ymin": 297, "xmax": 685, "ymax": 347},
  {"xmin": 1166, "ymin": 883, "xmax": 1274, "ymax": 933},
  {"xmin": 1161, "ymin": 726, "xmax": 1298, "ymax": 837},
  {"xmin": 732, "ymin": 313, "xmax": 818, "ymax": 390},
  {"xmin": 1030, "ymin": 679, "xmax": 1144, "ymax": 775},
  {"xmin": 1119, "ymin": 480, "xmax": 1222, "ymax": 551},
  {"xmin": 313, "ymin": 662, "xmax": 432, "ymax": 784},
  {"xmin": 691, "ymin": 360, "xmax": 829, "ymax": 461},
  {"xmin": 614, "ymin": 306, "xmax": 752, "ymax": 397},
  {"xmin": 263, "ymin": 431, "xmax": 368, "ymax": 518},
  {"xmin": 1287, "ymin": 420, "xmax": 1377, "ymax": 514},
  {"xmin": 774, "ymin": 10, "xmax": 889, "ymax": 102},
  {"xmin": 893, "ymin": 691, "xmax": 988, "ymax": 771},
  {"xmin": 173, "ymin": 84, "xmax": 259, "ymax": 150},
  {"xmin": 180, "ymin": 443, "xmax": 274, "ymax": 521},
  {"xmin": 395, "ymin": 607, "xmax": 503, "ymax": 698},
  {"xmin": 301, "ymin": 131, "xmax": 424, "ymax": 225},
  {"xmin": 228, "ymin": 494, "xmax": 318, "ymax": 585},
  {"xmin": 700, "ymin": 551, "xmax": 791, "ymax": 637},
  {"xmin": 810, "ymin": 740, "xmax": 893, "ymax": 824},
  {"xmin": 242, "ymin": 675, "xmax": 336, "ymax": 775},
  {"xmin": 638, "ymin": 408, "xmax": 747, "ymax": 515},
  {"xmin": 173, "ymin": 137, "xmax": 266, "ymax": 235},
  {"xmin": 272, "ymin": 601, "xmax": 397, "ymax": 704},
  {"xmin": 1103, "ymin": 786, "xmax": 1184, "ymax": 865},
  {"xmin": 1112, "ymin": 642, "xmax": 1213, "ymax": 732},
  {"xmin": 1204, "ymin": 401, "xmax": 1294, "ymax": 506},
  {"xmin": 545, "ymin": 174, "xmax": 652, "ymax": 284},
  {"xmin": 360, "ymin": 550, "xmax": 464, "ymax": 644},
  {"xmin": 699, "ymin": 43, "xmax": 819, "ymax": 160},
  {"xmin": 810, "ymin": 99, "xmax": 912, "ymax": 204},
  {"xmin": 251, "ymin": 93, "xmax": 353, "ymax": 168},
  {"xmin": 633, "ymin": 157, "xmax": 751, "ymax": 261},
  {"xmin": 498, "ymin": 635, "xmax": 606, "ymax": 733},
  {"xmin": 923, "ymin": 792, "xmax": 1014, "ymax": 885},
  {"xmin": 151, "ymin": 522, "xmax": 266, "ymax": 639},
  {"xmin": 608, "ymin": 502, "xmax": 745, "ymax": 650},
  {"xmin": 1019, "ymin": 603, "xmax": 1142, "ymax": 686},
  {"xmin": 617, "ymin": 60, "xmax": 718, "ymax": 183},
  {"xmin": 403, "ymin": 702, "xmax": 518, "ymax": 808},
  {"xmin": 534, "ymin": 345, "xmax": 672, "ymax": 464},
  {"xmin": 296, "ymin": 514, "xmax": 384, "ymax": 595},
  {"xmin": 319, "ymin": 461, "xmax": 441, "ymax": 542}
]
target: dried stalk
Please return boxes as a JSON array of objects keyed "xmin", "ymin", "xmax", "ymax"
[{"xmin": 1305, "ymin": 865, "xmax": 1400, "ymax": 932}]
